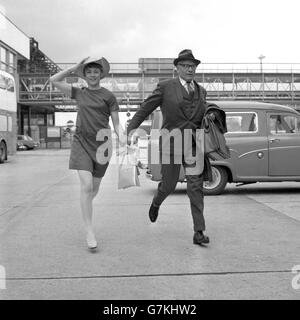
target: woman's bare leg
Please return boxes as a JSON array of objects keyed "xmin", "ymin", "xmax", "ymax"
[{"xmin": 77, "ymin": 170, "xmax": 102, "ymax": 248}]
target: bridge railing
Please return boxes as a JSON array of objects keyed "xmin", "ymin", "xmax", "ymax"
[
  {"xmin": 18, "ymin": 62, "xmax": 300, "ymax": 105},
  {"xmin": 18, "ymin": 88, "xmax": 300, "ymax": 105},
  {"xmin": 56, "ymin": 62, "xmax": 300, "ymax": 74}
]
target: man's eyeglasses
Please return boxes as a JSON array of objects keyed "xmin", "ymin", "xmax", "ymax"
[{"xmin": 178, "ymin": 64, "xmax": 197, "ymax": 70}]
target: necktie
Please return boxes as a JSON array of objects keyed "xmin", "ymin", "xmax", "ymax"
[{"xmin": 186, "ymin": 81, "xmax": 194, "ymax": 94}]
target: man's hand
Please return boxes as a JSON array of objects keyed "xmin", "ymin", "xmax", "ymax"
[
  {"xmin": 207, "ymin": 112, "xmax": 215, "ymax": 121},
  {"xmin": 127, "ymin": 136, "xmax": 133, "ymax": 146}
]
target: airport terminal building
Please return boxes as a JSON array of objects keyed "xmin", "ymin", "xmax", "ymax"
[{"xmin": 1, "ymin": 11, "xmax": 60, "ymax": 144}]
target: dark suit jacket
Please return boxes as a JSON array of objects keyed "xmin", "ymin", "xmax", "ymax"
[{"xmin": 127, "ymin": 77, "xmax": 207, "ymax": 156}]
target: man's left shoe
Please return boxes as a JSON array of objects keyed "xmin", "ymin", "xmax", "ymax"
[
  {"xmin": 193, "ymin": 231, "xmax": 210, "ymax": 245},
  {"xmin": 149, "ymin": 203, "xmax": 160, "ymax": 223}
]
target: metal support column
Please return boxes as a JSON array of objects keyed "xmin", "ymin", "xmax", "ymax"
[
  {"xmin": 17, "ymin": 104, "xmax": 22, "ymax": 134},
  {"xmin": 28, "ymin": 106, "xmax": 31, "ymax": 136},
  {"xmin": 291, "ymin": 71, "xmax": 294, "ymax": 104}
]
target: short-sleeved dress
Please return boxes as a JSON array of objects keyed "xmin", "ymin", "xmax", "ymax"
[{"xmin": 69, "ymin": 86, "xmax": 119, "ymax": 177}]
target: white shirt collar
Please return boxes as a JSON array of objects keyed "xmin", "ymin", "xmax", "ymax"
[{"xmin": 179, "ymin": 77, "xmax": 195, "ymax": 90}]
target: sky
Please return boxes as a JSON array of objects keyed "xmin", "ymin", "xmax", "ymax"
[{"xmin": 0, "ymin": 0, "xmax": 300, "ymax": 64}]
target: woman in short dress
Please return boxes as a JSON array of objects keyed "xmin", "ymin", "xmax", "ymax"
[{"xmin": 50, "ymin": 57, "xmax": 126, "ymax": 250}]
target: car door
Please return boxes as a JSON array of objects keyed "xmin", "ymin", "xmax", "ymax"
[
  {"xmin": 148, "ymin": 110, "xmax": 163, "ymax": 180},
  {"xmin": 225, "ymin": 111, "xmax": 269, "ymax": 178},
  {"xmin": 268, "ymin": 112, "xmax": 300, "ymax": 176}
]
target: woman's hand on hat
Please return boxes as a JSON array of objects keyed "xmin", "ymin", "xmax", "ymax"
[
  {"xmin": 78, "ymin": 57, "xmax": 90, "ymax": 65},
  {"xmin": 70, "ymin": 57, "xmax": 90, "ymax": 74}
]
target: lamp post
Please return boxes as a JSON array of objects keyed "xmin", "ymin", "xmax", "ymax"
[
  {"xmin": 258, "ymin": 54, "xmax": 265, "ymax": 99},
  {"xmin": 126, "ymin": 92, "xmax": 131, "ymax": 127}
]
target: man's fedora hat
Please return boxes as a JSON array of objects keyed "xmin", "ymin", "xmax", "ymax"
[
  {"xmin": 173, "ymin": 49, "xmax": 201, "ymax": 66},
  {"xmin": 75, "ymin": 57, "xmax": 110, "ymax": 80}
]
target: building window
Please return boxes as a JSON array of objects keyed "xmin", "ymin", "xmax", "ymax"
[
  {"xmin": 0, "ymin": 46, "xmax": 6, "ymax": 71},
  {"xmin": 8, "ymin": 52, "xmax": 15, "ymax": 73},
  {"xmin": 47, "ymin": 114, "xmax": 54, "ymax": 126},
  {"xmin": 0, "ymin": 45, "xmax": 16, "ymax": 73}
]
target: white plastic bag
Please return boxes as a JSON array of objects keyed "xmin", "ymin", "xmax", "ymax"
[{"xmin": 118, "ymin": 146, "xmax": 140, "ymax": 189}]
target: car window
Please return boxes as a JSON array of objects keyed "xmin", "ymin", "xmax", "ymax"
[
  {"xmin": 269, "ymin": 114, "xmax": 300, "ymax": 134},
  {"xmin": 226, "ymin": 112, "xmax": 258, "ymax": 133}
]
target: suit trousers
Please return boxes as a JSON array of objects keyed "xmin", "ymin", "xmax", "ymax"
[{"xmin": 152, "ymin": 153, "xmax": 205, "ymax": 232}]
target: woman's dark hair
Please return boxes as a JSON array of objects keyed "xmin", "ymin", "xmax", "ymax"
[{"xmin": 83, "ymin": 62, "xmax": 103, "ymax": 76}]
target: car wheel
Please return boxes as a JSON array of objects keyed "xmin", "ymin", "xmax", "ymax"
[
  {"xmin": 203, "ymin": 166, "xmax": 228, "ymax": 195},
  {"xmin": 0, "ymin": 141, "xmax": 7, "ymax": 164}
]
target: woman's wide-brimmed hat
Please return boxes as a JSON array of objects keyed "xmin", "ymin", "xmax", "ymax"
[
  {"xmin": 173, "ymin": 49, "xmax": 201, "ymax": 66},
  {"xmin": 75, "ymin": 57, "xmax": 110, "ymax": 79}
]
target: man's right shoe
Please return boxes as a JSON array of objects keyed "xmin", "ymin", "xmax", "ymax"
[
  {"xmin": 193, "ymin": 231, "xmax": 210, "ymax": 245},
  {"xmin": 149, "ymin": 203, "xmax": 160, "ymax": 223}
]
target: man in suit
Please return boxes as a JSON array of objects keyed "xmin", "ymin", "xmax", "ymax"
[{"xmin": 127, "ymin": 49, "xmax": 217, "ymax": 245}]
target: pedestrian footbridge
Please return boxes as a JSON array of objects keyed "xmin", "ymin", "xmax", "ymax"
[{"xmin": 19, "ymin": 62, "xmax": 300, "ymax": 110}]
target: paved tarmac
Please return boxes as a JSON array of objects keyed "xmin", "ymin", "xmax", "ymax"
[{"xmin": 0, "ymin": 149, "xmax": 300, "ymax": 300}]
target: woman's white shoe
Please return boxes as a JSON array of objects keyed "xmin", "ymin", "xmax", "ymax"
[{"xmin": 86, "ymin": 233, "xmax": 97, "ymax": 249}]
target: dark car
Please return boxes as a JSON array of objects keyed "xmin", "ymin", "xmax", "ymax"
[
  {"xmin": 147, "ymin": 101, "xmax": 300, "ymax": 195},
  {"xmin": 17, "ymin": 135, "xmax": 39, "ymax": 150}
]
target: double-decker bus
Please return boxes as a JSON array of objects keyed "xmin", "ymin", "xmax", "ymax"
[{"xmin": 0, "ymin": 70, "xmax": 17, "ymax": 163}]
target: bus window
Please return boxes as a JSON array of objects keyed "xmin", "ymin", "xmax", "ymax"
[
  {"xmin": 8, "ymin": 116, "xmax": 12, "ymax": 132},
  {"xmin": 0, "ymin": 75, "xmax": 6, "ymax": 90},
  {"xmin": 7, "ymin": 78, "xmax": 15, "ymax": 92},
  {"xmin": 0, "ymin": 115, "xmax": 7, "ymax": 131}
]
